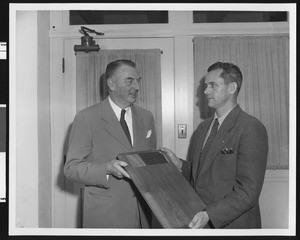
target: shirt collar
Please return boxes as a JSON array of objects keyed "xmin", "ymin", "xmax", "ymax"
[
  {"xmin": 108, "ymin": 96, "xmax": 131, "ymax": 121},
  {"xmin": 214, "ymin": 104, "xmax": 237, "ymax": 127}
]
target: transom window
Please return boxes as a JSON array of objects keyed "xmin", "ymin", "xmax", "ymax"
[
  {"xmin": 69, "ymin": 11, "xmax": 169, "ymax": 25},
  {"xmin": 193, "ymin": 11, "xmax": 288, "ymax": 23}
]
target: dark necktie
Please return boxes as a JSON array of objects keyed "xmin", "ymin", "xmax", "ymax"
[
  {"xmin": 194, "ymin": 118, "xmax": 219, "ymax": 182},
  {"xmin": 120, "ymin": 109, "xmax": 132, "ymax": 145}
]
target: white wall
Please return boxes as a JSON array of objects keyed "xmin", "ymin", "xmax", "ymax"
[
  {"xmin": 260, "ymin": 170, "xmax": 289, "ymax": 228},
  {"xmin": 15, "ymin": 11, "xmax": 39, "ymax": 228}
]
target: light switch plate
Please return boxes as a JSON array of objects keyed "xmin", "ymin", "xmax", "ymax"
[{"xmin": 178, "ymin": 124, "xmax": 187, "ymax": 138}]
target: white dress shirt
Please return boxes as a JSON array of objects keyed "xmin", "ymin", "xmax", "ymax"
[{"xmin": 108, "ymin": 96, "xmax": 133, "ymax": 145}]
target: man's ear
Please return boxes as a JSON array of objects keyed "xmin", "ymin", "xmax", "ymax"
[
  {"xmin": 228, "ymin": 82, "xmax": 238, "ymax": 95},
  {"xmin": 107, "ymin": 78, "xmax": 115, "ymax": 91}
]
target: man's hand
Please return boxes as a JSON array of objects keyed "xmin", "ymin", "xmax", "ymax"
[
  {"xmin": 188, "ymin": 211, "xmax": 209, "ymax": 229},
  {"xmin": 159, "ymin": 147, "xmax": 182, "ymax": 170},
  {"xmin": 106, "ymin": 160, "xmax": 130, "ymax": 179}
]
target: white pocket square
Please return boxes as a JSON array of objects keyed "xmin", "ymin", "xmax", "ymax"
[{"xmin": 146, "ymin": 130, "xmax": 152, "ymax": 138}]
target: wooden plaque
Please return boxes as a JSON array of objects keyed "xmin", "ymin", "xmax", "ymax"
[{"xmin": 117, "ymin": 150, "xmax": 206, "ymax": 228}]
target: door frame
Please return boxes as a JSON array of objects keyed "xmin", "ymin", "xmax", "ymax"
[{"xmin": 50, "ymin": 36, "xmax": 176, "ymax": 227}]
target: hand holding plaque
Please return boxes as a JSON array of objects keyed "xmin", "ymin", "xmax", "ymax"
[
  {"xmin": 117, "ymin": 150, "xmax": 206, "ymax": 228},
  {"xmin": 106, "ymin": 159, "xmax": 130, "ymax": 179},
  {"xmin": 159, "ymin": 147, "xmax": 183, "ymax": 170}
]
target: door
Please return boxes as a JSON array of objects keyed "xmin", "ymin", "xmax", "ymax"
[{"xmin": 51, "ymin": 37, "xmax": 175, "ymax": 227}]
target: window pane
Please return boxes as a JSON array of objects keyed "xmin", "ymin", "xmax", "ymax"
[
  {"xmin": 193, "ymin": 11, "xmax": 288, "ymax": 23},
  {"xmin": 70, "ymin": 11, "xmax": 169, "ymax": 25}
]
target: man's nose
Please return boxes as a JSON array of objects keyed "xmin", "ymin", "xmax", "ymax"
[{"xmin": 204, "ymin": 85, "xmax": 210, "ymax": 95}]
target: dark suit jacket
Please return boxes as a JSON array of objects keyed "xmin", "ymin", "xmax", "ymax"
[
  {"xmin": 182, "ymin": 105, "xmax": 268, "ymax": 228},
  {"xmin": 64, "ymin": 97, "xmax": 156, "ymax": 228}
]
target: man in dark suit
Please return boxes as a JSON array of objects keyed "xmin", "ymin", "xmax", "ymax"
[
  {"xmin": 64, "ymin": 59, "xmax": 156, "ymax": 228},
  {"xmin": 161, "ymin": 62, "xmax": 268, "ymax": 229}
]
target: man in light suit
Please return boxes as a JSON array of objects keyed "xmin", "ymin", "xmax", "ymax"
[
  {"xmin": 64, "ymin": 59, "xmax": 156, "ymax": 228},
  {"xmin": 161, "ymin": 62, "xmax": 268, "ymax": 229}
]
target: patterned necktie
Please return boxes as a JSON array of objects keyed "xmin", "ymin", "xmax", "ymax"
[{"xmin": 120, "ymin": 109, "xmax": 132, "ymax": 145}]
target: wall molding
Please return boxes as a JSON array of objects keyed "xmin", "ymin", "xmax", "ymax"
[{"xmin": 49, "ymin": 22, "xmax": 289, "ymax": 39}]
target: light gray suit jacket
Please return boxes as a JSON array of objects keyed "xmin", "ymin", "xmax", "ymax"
[
  {"xmin": 182, "ymin": 105, "xmax": 268, "ymax": 228},
  {"xmin": 64, "ymin": 97, "xmax": 156, "ymax": 228}
]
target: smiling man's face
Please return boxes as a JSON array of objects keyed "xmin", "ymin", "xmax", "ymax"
[{"xmin": 108, "ymin": 64, "xmax": 141, "ymax": 109}]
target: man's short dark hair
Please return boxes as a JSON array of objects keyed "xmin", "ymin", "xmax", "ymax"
[
  {"xmin": 207, "ymin": 62, "xmax": 243, "ymax": 94},
  {"xmin": 105, "ymin": 59, "xmax": 136, "ymax": 79}
]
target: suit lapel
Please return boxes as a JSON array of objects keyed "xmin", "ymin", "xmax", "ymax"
[
  {"xmin": 192, "ymin": 117, "xmax": 213, "ymax": 181},
  {"xmin": 101, "ymin": 98, "xmax": 133, "ymax": 150},
  {"xmin": 131, "ymin": 105, "xmax": 144, "ymax": 150},
  {"xmin": 197, "ymin": 105, "xmax": 242, "ymax": 177}
]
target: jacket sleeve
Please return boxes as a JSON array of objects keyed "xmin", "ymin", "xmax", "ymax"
[
  {"xmin": 64, "ymin": 112, "xmax": 109, "ymax": 188},
  {"xmin": 206, "ymin": 120, "xmax": 268, "ymax": 228}
]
